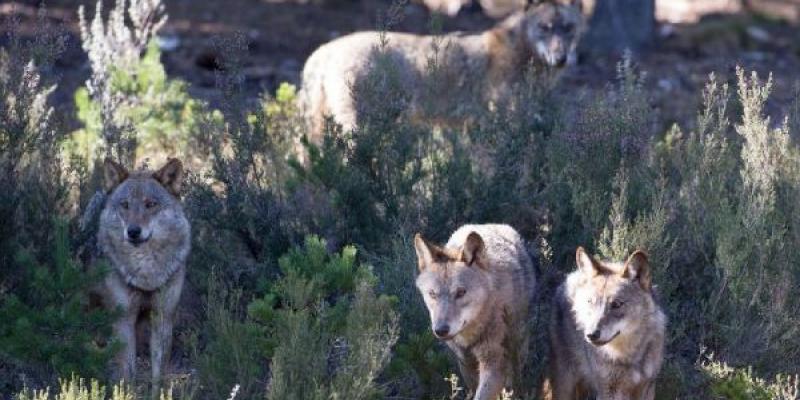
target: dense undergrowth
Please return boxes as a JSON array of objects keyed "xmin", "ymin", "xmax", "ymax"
[{"xmin": 1, "ymin": 0, "xmax": 800, "ymax": 399}]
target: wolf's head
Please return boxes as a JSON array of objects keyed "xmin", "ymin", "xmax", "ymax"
[
  {"xmin": 567, "ymin": 247, "xmax": 654, "ymax": 347},
  {"xmin": 503, "ymin": 0, "xmax": 584, "ymax": 67},
  {"xmin": 102, "ymin": 158, "xmax": 186, "ymax": 248},
  {"xmin": 414, "ymin": 232, "xmax": 491, "ymax": 340}
]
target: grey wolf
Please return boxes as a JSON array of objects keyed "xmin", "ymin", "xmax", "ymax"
[
  {"xmin": 414, "ymin": 224, "xmax": 537, "ymax": 400},
  {"xmin": 96, "ymin": 158, "xmax": 190, "ymax": 391},
  {"xmin": 544, "ymin": 247, "xmax": 666, "ymax": 400},
  {"xmin": 300, "ymin": 0, "xmax": 584, "ymax": 138}
]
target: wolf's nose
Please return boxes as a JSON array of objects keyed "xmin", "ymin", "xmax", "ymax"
[
  {"xmin": 434, "ymin": 325, "xmax": 450, "ymax": 338},
  {"xmin": 127, "ymin": 225, "xmax": 142, "ymax": 239},
  {"xmin": 586, "ymin": 330, "xmax": 600, "ymax": 341}
]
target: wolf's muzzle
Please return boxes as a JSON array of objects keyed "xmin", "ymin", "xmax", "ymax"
[
  {"xmin": 126, "ymin": 225, "xmax": 150, "ymax": 246},
  {"xmin": 434, "ymin": 325, "xmax": 451, "ymax": 339}
]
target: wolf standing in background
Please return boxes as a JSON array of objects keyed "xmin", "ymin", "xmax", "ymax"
[
  {"xmin": 545, "ymin": 247, "xmax": 666, "ymax": 400},
  {"xmin": 414, "ymin": 224, "xmax": 537, "ymax": 400},
  {"xmin": 421, "ymin": 0, "xmax": 528, "ymax": 19},
  {"xmin": 300, "ymin": 0, "xmax": 584, "ymax": 138},
  {"xmin": 96, "ymin": 158, "xmax": 190, "ymax": 391}
]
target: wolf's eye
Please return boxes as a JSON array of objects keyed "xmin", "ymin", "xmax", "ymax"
[
  {"xmin": 428, "ymin": 290, "xmax": 438, "ymax": 299},
  {"xmin": 455, "ymin": 288, "xmax": 467, "ymax": 299},
  {"xmin": 611, "ymin": 300, "xmax": 624, "ymax": 309},
  {"xmin": 145, "ymin": 199, "xmax": 158, "ymax": 209},
  {"xmin": 120, "ymin": 200, "xmax": 129, "ymax": 209}
]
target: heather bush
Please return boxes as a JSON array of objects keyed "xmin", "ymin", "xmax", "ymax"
[
  {"xmin": 65, "ymin": 0, "xmax": 211, "ymax": 168},
  {"xmin": 0, "ymin": 15, "xmax": 118, "ymax": 394},
  {"xmin": 545, "ymin": 54, "xmax": 658, "ymax": 265},
  {"xmin": 702, "ymin": 355, "xmax": 800, "ymax": 400}
]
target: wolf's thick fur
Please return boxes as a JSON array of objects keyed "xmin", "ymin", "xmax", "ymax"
[
  {"xmin": 414, "ymin": 224, "xmax": 537, "ymax": 400},
  {"xmin": 96, "ymin": 158, "xmax": 190, "ymax": 390},
  {"xmin": 420, "ymin": 0, "xmax": 526, "ymax": 18},
  {"xmin": 545, "ymin": 248, "xmax": 666, "ymax": 400},
  {"xmin": 300, "ymin": 0, "xmax": 583, "ymax": 138}
]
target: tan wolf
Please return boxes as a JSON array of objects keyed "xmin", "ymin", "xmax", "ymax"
[
  {"xmin": 414, "ymin": 224, "xmax": 537, "ymax": 400},
  {"xmin": 300, "ymin": 0, "xmax": 584, "ymax": 138},
  {"xmin": 96, "ymin": 158, "xmax": 190, "ymax": 391},
  {"xmin": 544, "ymin": 247, "xmax": 666, "ymax": 400}
]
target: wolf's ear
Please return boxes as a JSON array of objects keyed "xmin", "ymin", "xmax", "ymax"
[
  {"xmin": 623, "ymin": 250, "xmax": 651, "ymax": 291},
  {"xmin": 576, "ymin": 246, "xmax": 601, "ymax": 275},
  {"xmin": 414, "ymin": 234, "xmax": 435, "ymax": 272},
  {"xmin": 103, "ymin": 158, "xmax": 128, "ymax": 193},
  {"xmin": 153, "ymin": 158, "xmax": 184, "ymax": 196},
  {"xmin": 462, "ymin": 232, "xmax": 488, "ymax": 268}
]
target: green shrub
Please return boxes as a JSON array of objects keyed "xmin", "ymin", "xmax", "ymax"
[
  {"xmin": 369, "ymin": 236, "xmax": 451, "ymax": 398},
  {"xmin": 66, "ymin": 0, "xmax": 213, "ymax": 167},
  {"xmin": 66, "ymin": 41, "xmax": 210, "ymax": 167},
  {"xmin": 0, "ymin": 222, "xmax": 117, "ymax": 389},
  {"xmin": 247, "ymin": 236, "xmax": 398, "ymax": 400},
  {"xmin": 191, "ymin": 275, "xmax": 267, "ymax": 400},
  {"xmin": 702, "ymin": 355, "xmax": 799, "ymax": 400}
]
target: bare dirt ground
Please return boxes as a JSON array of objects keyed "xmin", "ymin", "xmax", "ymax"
[{"xmin": 1, "ymin": 0, "xmax": 799, "ymax": 132}]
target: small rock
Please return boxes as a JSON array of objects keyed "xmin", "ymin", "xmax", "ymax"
[
  {"xmin": 157, "ymin": 34, "xmax": 181, "ymax": 52},
  {"xmin": 746, "ymin": 26, "xmax": 771, "ymax": 43},
  {"xmin": 658, "ymin": 78, "xmax": 676, "ymax": 92},
  {"xmin": 658, "ymin": 24, "xmax": 676, "ymax": 39},
  {"xmin": 243, "ymin": 66, "xmax": 275, "ymax": 80}
]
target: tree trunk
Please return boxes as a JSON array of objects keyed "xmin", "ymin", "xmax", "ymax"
[{"xmin": 583, "ymin": 0, "xmax": 656, "ymax": 54}]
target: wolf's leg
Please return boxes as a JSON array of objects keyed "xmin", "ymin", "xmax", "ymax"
[
  {"xmin": 453, "ymin": 349, "xmax": 479, "ymax": 394},
  {"xmin": 106, "ymin": 276, "xmax": 140, "ymax": 385},
  {"xmin": 550, "ymin": 371, "xmax": 581, "ymax": 400},
  {"xmin": 150, "ymin": 269, "xmax": 185, "ymax": 395},
  {"xmin": 641, "ymin": 381, "xmax": 656, "ymax": 400},
  {"xmin": 473, "ymin": 360, "xmax": 504, "ymax": 400},
  {"xmin": 113, "ymin": 314, "xmax": 137, "ymax": 383}
]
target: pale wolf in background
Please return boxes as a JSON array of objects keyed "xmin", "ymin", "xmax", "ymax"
[
  {"xmin": 97, "ymin": 158, "xmax": 190, "ymax": 391},
  {"xmin": 420, "ymin": 0, "xmax": 526, "ymax": 19},
  {"xmin": 300, "ymin": 0, "xmax": 584, "ymax": 138},
  {"xmin": 420, "ymin": 0, "xmax": 473, "ymax": 17},
  {"xmin": 544, "ymin": 247, "xmax": 666, "ymax": 400},
  {"xmin": 414, "ymin": 224, "xmax": 537, "ymax": 400}
]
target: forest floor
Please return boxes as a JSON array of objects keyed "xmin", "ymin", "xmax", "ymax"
[{"xmin": 1, "ymin": 0, "xmax": 799, "ymax": 133}]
